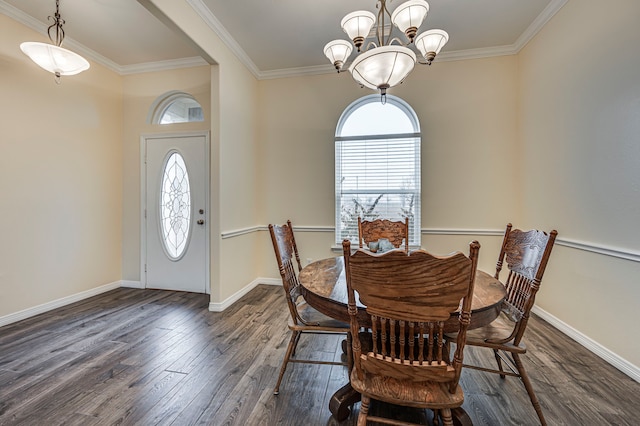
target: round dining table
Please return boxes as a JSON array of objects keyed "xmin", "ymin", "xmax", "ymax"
[{"xmin": 298, "ymin": 255, "xmax": 507, "ymax": 424}]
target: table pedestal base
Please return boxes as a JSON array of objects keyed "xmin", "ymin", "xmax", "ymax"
[
  {"xmin": 329, "ymin": 383, "xmax": 361, "ymax": 421},
  {"xmin": 451, "ymin": 407, "xmax": 473, "ymax": 426},
  {"xmin": 328, "ymin": 385, "xmax": 473, "ymax": 425}
]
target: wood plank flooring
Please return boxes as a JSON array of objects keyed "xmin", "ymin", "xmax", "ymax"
[{"xmin": 0, "ymin": 285, "xmax": 638, "ymax": 425}]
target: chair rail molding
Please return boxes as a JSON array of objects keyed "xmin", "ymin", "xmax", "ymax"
[
  {"xmin": 221, "ymin": 225, "xmax": 334, "ymax": 239},
  {"xmin": 555, "ymin": 238, "xmax": 640, "ymax": 263},
  {"xmin": 220, "ymin": 225, "xmax": 640, "ymax": 263},
  {"xmin": 221, "ymin": 226, "xmax": 264, "ymax": 239}
]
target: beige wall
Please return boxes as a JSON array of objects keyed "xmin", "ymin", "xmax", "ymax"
[
  {"xmin": 148, "ymin": 0, "xmax": 260, "ymax": 302},
  {"xmin": 0, "ymin": 14, "xmax": 123, "ymax": 317},
  {"xmin": 518, "ymin": 0, "xmax": 640, "ymax": 366},
  {"xmin": 257, "ymin": 56, "xmax": 520, "ymax": 278},
  {"xmin": 256, "ymin": 2, "xmax": 640, "ymax": 368},
  {"xmin": 121, "ymin": 66, "xmax": 211, "ymax": 282},
  {"xmin": 2, "ymin": 0, "xmax": 638, "ymax": 372}
]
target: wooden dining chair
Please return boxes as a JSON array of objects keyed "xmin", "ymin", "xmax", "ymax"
[
  {"xmin": 342, "ymin": 240, "xmax": 480, "ymax": 426},
  {"xmin": 269, "ymin": 221, "xmax": 350, "ymax": 395},
  {"xmin": 358, "ymin": 217, "xmax": 410, "ymax": 253},
  {"xmin": 447, "ymin": 223, "xmax": 557, "ymax": 425}
]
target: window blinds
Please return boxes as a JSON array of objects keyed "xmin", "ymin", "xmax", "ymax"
[{"xmin": 335, "ymin": 134, "xmax": 421, "ymax": 245}]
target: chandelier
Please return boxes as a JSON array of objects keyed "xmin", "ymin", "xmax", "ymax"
[
  {"xmin": 20, "ymin": 0, "xmax": 90, "ymax": 84},
  {"xmin": 324, "ymin": 0, "xmax": 448, "ymax": 102}
]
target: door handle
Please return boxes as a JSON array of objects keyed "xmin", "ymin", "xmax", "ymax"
[{"xmin": 197, "ymin": 219, "xmax": 205, "ymax": 225}]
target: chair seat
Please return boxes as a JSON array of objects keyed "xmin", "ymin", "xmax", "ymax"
[
  {"xmin": 289, "ymin": 301, "xmax": 350, "ymax": 330},
  {"xmin": 447, "ymin": 311, "xmax": 527, "ymax": 354},
  {"xmin": 350, "ymin": 369, "xmax": 464, "ymax": 409}
]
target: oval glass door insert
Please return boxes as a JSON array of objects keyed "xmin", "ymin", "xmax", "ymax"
[{"xmin": 160, "ymin": 151, "xmax": 191, "ymax": 260}]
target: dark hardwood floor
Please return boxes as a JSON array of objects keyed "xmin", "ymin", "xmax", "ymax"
[{"xmin": 0, "ymin": 285, "xmax": 638, "ymax": 425}]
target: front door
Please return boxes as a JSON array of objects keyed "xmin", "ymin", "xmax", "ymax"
[{"xmin": 142, "ymin": 132, "xmax": 209, "ymax": 293}]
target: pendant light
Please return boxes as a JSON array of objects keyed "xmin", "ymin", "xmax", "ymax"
[{"xmin": 20, "ymin": 0, "xmax": 90, "ymax": 84}]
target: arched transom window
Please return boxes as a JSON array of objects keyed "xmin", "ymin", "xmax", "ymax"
[{"xmin": 148, "ymin": 91, "xmax": 204, "ymax": 124}]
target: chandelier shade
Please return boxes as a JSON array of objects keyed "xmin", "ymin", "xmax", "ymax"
[
  {"xmin": 341, "ymin": 11, "xmax": 376, "ymax": 50},
  {"xmin": 391, "ymin": 0, "xmax": 429, "ymax": 41},
  {"xmin": 415, "ymin": 29, "xmax": 449, "ymax": 64},
  {"xmin": 20, "ymin": 42, "xmax": 90, "ymax": 77},
  {"xmin": 324, "ymin": 40, "xmax": 354, "ymax": 71},
  {"xmin": 349, "ymin": 45, "xmax": 416, "ymax": 93}
]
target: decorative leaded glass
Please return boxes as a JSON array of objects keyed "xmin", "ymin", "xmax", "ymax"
[{"xmin": 160, "ymin": 152, "xmax": 191, "ymax": 259}]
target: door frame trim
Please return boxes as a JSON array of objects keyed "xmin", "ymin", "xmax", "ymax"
[{"xmin": 140, "ymin": 131, "xmax": 211, "ymax": 294}]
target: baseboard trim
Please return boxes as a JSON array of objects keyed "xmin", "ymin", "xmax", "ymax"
[
  {"xmin": 0, "ymin": 280, "xmax": 122, "ymax": 328},
  {"xmin": 207, "ymin": 277, "xmax": 281, "ymax": 312},
  {"xmin": 258, "ymin": 278, "xmax": 282, "ymax": 286},
  {"xmin": 4, "ymin": 278, "xmax": 635, "ymax": 384},
  {"xmin": 532, "ymin": 306, "xmax": 640, "ymax": 382},
  {"xmin": 121, "ymin": 280, "xmax": 144, "ymax": 289}
]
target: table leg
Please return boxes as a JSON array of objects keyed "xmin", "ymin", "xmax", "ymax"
[{"xmin": 329, "ymin": 383, "xmax": 361, "ymax": 421}]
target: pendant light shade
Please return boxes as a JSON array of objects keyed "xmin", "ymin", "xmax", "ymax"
[
  {"xmin": 324, "ymin": 40, "xmax": 353, "ymax": 72},
  {"xmin": 341, "ymin": 11, "xmax": 376, "ymax": 51},
  {"xmin": 349, "ymin": 45, "xmax": 416, "ymax": 93},
  {"xmin": 391, "ymin": 0, "xmax": 429, "ymax": 42},
  {"xmin": 415, "ymin": 29, "xmax": 449, "ymax": 64},
  {"xmin": 20, "ymin": 42, "xmax": 90, "ymax": 77}
]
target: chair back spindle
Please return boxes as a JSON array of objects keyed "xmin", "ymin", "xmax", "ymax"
[
  {"xmin": 358, "ymin": 217, "xmax": 410, "ymax": 253},
  {"xmin": 343, "ymin": 241, "xmax": 480, "ymax": 397},
  {"xmin": 496, "ymin": 224, "xmax": 558, "ymax": 345},
  {"xmin": 456, "ymin": 223, "xmax": 557, "ymax": 425},
  {"xmin": 269, "ymin": 221, "xmax": 305, "ymax": 325},
  {"xmin": 268, "ymin": 220, "xmax": 350, "ymax": 395}
]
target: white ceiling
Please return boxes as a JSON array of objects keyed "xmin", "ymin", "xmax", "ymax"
[{"xmin": 0, "ymin": 0, "xmax": 566, "ymax": 77}]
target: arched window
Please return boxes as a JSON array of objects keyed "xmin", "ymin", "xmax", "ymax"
[
  {"xmin": 148, "ymin": 91, "xmax": 204, "ymax": 124},
  {"xmin": 335, "ymin": 94, "xmax": 421, "ymax": 246}
]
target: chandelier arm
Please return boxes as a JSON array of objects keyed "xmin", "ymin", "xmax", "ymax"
[
  {"xmin": 376, "ymin": 0, "xmax": 395, "ymax": 46},
  {"xmin": 364, "ymin": 41, "xmax": 380, "ymax": 52},
  {"xmin": 388, "ymin": 37, "xmax": 409, "ymax": 47}
]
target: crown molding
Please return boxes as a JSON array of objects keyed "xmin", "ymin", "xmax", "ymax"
[
  {"xmin": 119, "ymin": 56, "xmax": 208, "ymax": 75},
  {"xmin": 437, "ymin": 44, "xmax": 518, "ymax": 62},
  {"xmin": 258, "ymin": 64, "xmax": 338, "ymax": 80},
  {"xmin": 186, "ymin": 0, "xmax": 260, "ymax": 78},
  {"xmin": 1, "ymin": 1, "xmax": 207, "ymax": 76},
  {"xmin": 513, "ymin": 0, "xmax": 569, "ymax": 52},
  {"xmin": 188, "ymin": 0, "xmax": 570, "ymax": 80},
  {"xmin": 3, "ymin": 0, "xmax": 569, "ymax": 78},
  {"xmin": 0, "ymin": 1, "xmax": 122, "ymax": 74}
]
